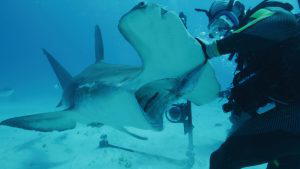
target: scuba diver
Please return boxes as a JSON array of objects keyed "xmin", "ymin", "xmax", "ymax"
[{"xmin": 196, "ymin": 0, "xmax": 300, "ymax": 168}]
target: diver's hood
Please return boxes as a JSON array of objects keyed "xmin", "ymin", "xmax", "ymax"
[
  {"xmin": 195, "ymin": 0, "xmax": 245, "ymax": 29},
  {"xmin": 209, "ymin": 0, "xmax": 245, "ymax": 28}
]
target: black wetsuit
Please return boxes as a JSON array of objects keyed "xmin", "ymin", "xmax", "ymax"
[{"xmin": 210, "ymin": 4, "xmax": 300, "ymax": 169}]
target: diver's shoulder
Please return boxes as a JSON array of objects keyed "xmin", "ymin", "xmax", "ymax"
[{"xmin": 265, "ymin": 6, "xmax": 294, "ymax": 15}]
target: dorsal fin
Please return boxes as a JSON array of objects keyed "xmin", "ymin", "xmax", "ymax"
[
  {"xmin": 95, "ymin": 25, "xmax": 104, "ymax": 63},
  {"xmin": 42, "ymin": 49, "xmax": 73, "ymax": 90}
]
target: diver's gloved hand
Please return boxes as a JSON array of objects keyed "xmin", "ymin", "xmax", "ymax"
[{"xmin": 195, "ymin": 38, "xmax": 220, "ymax": 59}]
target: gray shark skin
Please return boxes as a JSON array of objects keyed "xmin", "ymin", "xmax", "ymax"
[{"xmin": 0, "ymin": 3, "xmax": 220, "ymax": 133}]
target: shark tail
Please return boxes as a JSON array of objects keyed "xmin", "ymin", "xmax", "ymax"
[
  {"xmin": 95, "ymin": 25, "xmax": 104, "ymax": 63},
  {"xmin": 0, "ymin": 111, "xmax": 76, "ymax": 132}
]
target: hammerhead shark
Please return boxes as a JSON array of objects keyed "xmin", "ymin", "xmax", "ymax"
[{"xmin": 0, "ymin": 3, "xmax": 220, "ymax": 133}]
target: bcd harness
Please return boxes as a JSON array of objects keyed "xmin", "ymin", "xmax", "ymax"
[{"xmin": 222, "ymin": 0, "xmax": 300, "ymax": 117}]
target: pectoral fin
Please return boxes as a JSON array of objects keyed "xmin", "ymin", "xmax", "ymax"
[
  {"xmin": 117, "ymin": 127, "xmax": 148, "ymax": 140},
  {"xmin": 184, "ymin": 64, "xmax": 220, "ymax": 105},
  {"xmin": 0, "ymin": 111, "xmax": 76, "ymax": 132},
  {"xmin": 135, "ymin": 78, "xmax": 179, "ymax": 131}
]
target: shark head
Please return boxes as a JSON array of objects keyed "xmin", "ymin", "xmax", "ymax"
[
  {"xmin": 118, "ymin": 3, "xmax": 207, "ymax": 86},
  {"xmin": 119, "ymin": 2, "xmax": 220, "ymax": 128},
  {"xmin": 119, "ymin": 3, "xmax": 188, "ymax": 55}
]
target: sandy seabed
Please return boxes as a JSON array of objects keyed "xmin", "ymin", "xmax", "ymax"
[{"xmin": 0, "ymin": 95, "xmax": 266, "ymax": 169}]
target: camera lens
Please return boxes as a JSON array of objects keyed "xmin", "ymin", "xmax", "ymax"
[{"xmin": 168, "ymin": 106, "xmax": 182, "ymax": 121}]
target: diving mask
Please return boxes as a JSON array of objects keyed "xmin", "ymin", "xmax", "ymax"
[{"xmin": 208, "ymin": 14, "xmax": 235, "ymax": 39}]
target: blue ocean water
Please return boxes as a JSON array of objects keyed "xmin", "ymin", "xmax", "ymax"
[
  {"xmin": 0, "ymin": 0, "xmax": 298, "ymax": 96},
  {"xmin": 0, "ymin": 0, "xmax": 299, "ymax": 169}
]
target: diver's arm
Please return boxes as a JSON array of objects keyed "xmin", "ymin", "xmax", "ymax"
[{"xmin": 209, "ymin": 8, "xmax": 298, "ymax": 58}]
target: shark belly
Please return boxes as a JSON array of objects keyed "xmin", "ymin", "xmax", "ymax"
[{"xmin": 73, "ymin": 84, "xmax": 152, "ymax": 130}]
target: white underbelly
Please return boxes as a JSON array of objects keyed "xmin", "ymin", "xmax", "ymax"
[{"xmin": 74, "ymin": 88, "xmax": 152, "ymax": 130}]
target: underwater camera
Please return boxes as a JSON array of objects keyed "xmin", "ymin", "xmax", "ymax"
[
  {"xmin": 166, "ymin": 103, "xmax": 189, "ymax": 123},
  {"xmin": 166, "ymin": 101, "xmax": 193, "ymax": 135},
  {"xmin": 98, "ymin": 101, "xmax": 195, "ymax": 168}
]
